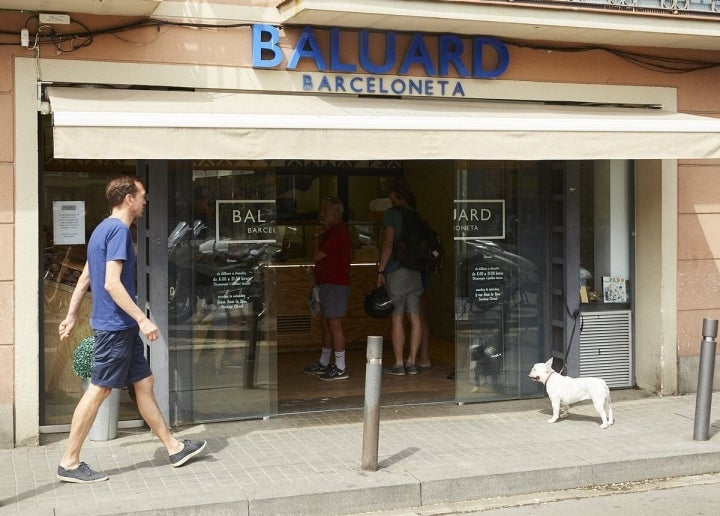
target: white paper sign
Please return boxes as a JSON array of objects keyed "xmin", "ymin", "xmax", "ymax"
[{"xmin": 53, "ymin": 201, "xmax": 85, "ymax": 245}]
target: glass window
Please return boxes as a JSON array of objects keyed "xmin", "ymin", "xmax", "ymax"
[
  {"xmin": 454, "ymin": 161, "xmax": 547, "ymax": 401},
  {"xmin": 453, "ymin": 160, "xmax": 632, "ymax": 402},
  {"xmin": 168, "ymin": 168, "xmax": 278, "ymax": 422},
  {"xmin": 41, "ymin": 170, "xmax": 141, "ymax": 425},
  {"xmin": 273, "ymin": 170, "xmax": 400, "ymax": 264},
  {"xmin": 580, "ymin": 161, "xmax": 632, "ymax": 307},
  {"xmin": 171, "ymin": 165, "xmax": 400, "ymax": 422}
]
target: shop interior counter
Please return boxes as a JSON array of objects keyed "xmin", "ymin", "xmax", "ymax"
[{"xmin": 270, "ymin": 261, "xmax": 391, "ymax": 352}]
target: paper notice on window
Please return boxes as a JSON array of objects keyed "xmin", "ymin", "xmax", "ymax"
[{"xmin": 53, "ymin": 201, "xmax": 85, "ymax": 245}]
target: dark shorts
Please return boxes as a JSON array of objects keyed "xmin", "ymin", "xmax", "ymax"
[
  {"xmin": 318, "ymin": 283, "xmax": 350, "ymax": 319},
  {"xmin": 91, "ymin": 327, "xmax": 153, "ymax": 389}
]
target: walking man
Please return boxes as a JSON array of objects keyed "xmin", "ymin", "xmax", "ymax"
[
  {"xmin": 303, "ymin": 196, "xmax": 352, "ymax": 380},
  {"xmin": 57, "ymin": 176, "xmax": 207, "ymax": 483}
]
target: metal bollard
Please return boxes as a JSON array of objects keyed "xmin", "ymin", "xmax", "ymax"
[
  {"xmin": 693, "ymin": 318, "xmax": 717, "ymax": 441},
  {"xmin": 361, "ymin": 336, "xmax": 383, "ymax": 471}
]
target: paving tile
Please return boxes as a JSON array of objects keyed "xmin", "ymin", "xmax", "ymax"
[{"xmin": 3, "ymin": 391, "xmax": 720, "ymax": 515}]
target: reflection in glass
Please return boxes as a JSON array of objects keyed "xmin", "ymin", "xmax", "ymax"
[
  {"xmin": 168, "ymin": 168, "xmax": 278, "ymax": 423},
  {"xmin": 454, "ymin": 162, "xmax": 547, "ymax": 402}
]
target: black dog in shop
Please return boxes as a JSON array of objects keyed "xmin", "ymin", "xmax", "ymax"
[{"xmin": 468, "ymin": 338, "xmax": 502, "ymax": 392}]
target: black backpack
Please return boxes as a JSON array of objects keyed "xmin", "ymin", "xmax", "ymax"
[{"xmin": 392, "ymin": 206, "xmax": 444, "ymax": 273}]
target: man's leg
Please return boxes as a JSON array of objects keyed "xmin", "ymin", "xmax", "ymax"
[
  {"xmin": 320, "ymin": 316, "xmax": 333, "ymax": 349},
  {"xmin": 59, "ymin": 383, "xmax": 111, "ymax": 469},
  {"xmin": 417, "ymin": 295, "xmax": 432, "ymax": 367},
  {"xmin": 406, "ymin": 312, "xmax": 422, "ymax": 366},
  {"xmin": 303, "ymin": 319, "xmax": 332, "ymax": 374},
  {"xmin": 391, "ymin": 313, "xmax": 406, "ymax": 366},
  {"xmin": 305, "ymin": 316, "xmax": 332, "ymax": 369},
  {"xmin": 327, "ymin": 317, "xmax": 346, "ymax": 370},
  {"xmin": 133, "ymin": 375, "xmax": 207, "ymax": 467},
  {"xmin": 327, "ymin": 317, "xmax": 345, "ymax": 353},
  {"xmin": 132, "ymin": 375, "xmax": 183, "ymax": 455}
]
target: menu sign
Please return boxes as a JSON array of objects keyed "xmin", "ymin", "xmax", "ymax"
[
  {"xmin": 469, "ymin": 262, "xmax": 504, "ymax": 305},
  {"xmin": 213, "ymin": 268, "xmax": 257, "ymax": 309}
]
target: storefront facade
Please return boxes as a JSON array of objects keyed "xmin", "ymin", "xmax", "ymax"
[{"xmin": 3, "ymin": 0, "xmax": 720, "ymax": 447}]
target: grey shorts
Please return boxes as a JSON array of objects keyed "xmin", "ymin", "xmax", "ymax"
[
  {"xmin": 318, "ymin": 284, "xmax": 350, "ymax": 319},
  {"xmin": 386, "ymin": 268, "xmax": 423, "ymax": 315},
  {"xmin": 91, "ymin": 327, "xmax": 152, "ymax": 389}
]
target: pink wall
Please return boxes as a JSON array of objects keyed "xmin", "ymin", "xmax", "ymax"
[{"xmin": 0, "ymin": 41, "xmax": 16, "ymax": 432}]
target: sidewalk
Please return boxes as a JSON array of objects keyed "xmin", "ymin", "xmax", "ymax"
[{"xmin": 2, "ymin": 390, "xmax": 720, "ymax": 515}]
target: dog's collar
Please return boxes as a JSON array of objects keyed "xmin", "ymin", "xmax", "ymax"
[{"xmin": 544, "ymin": 370, "xmax": 556, "ymax": 385}]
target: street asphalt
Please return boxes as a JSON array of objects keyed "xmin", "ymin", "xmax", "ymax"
[{"xmin": 2, "ymin": 389, "xmax": 720, "ymax": 515}]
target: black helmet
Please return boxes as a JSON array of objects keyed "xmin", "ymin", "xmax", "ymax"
[{"xmin": 364, "ymin": 286, "xmax": 395, "ymax": 319}]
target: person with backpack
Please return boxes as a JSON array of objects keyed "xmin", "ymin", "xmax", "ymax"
[{"xmin": 377, "ymin": 178, "xmax": 424, "ymax": 375}]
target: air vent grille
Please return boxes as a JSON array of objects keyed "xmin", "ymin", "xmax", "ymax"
[
  {"xmin": 579, "ymin": 310, "xmax": 632, "ymax": 388},
  {"xmin": 277, "ymin": 315, "xmax": 311, "ymax": 335}
]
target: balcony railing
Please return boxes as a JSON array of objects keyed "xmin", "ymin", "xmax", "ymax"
[{"xmin": 505, "ymin": 0, "xmax": 719, "ymax": 16}]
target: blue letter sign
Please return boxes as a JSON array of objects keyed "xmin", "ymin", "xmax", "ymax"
[
  {"xmin": 251, "ymin": 24, "xmax": 511, "ymax": 94},
  {"xmin": 288, "ymin": 26, "xmax": 327, "ymax": 70},
  {"xmin": 252, "ymin": 24, "xmax": 283, "ymax": 68}
]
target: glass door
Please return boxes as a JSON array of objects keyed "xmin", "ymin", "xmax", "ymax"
[
  {"xmin": 184, "ymin": 167, "xmax": 278, "ymax": 422},
  {"xmin": 452, "ymin": 160, "xmax": 628, "ymax": 402},
  {"xmin": 453, "ymin": 161, "xmax": 549, "ymax": 402},
  {"xmin": 145, "ymin": 163, "xmax": 279, "ymax": 425}
]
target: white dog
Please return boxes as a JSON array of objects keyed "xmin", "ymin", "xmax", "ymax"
[{"xmin": 528, "ymin": 358, "xmax": 614, "ymax": 429}]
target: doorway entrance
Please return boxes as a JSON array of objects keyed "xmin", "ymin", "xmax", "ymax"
[{"xmin": 39, "ymin": 158, "xmax": 633, "ymax": 427}]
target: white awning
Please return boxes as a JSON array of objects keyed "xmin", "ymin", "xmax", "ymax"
[{"xmin": 47, "ymin": 86, "xmax": 720, "ymax": 160}]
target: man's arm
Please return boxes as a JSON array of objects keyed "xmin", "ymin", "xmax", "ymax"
[
  {"xmin": 377, "ymin": 225, "xmax": 394, "ymax": 287},
  {"xmin": 312, "ymin": 224, "xmax": 328, "ymax": 263},
  {"xmin": 58, "ymin": 262, "xmax": 90, "ymax": 341},
  {"xmin": 105, "ymin": 260, "xmax": 160, "ymax": 342}
]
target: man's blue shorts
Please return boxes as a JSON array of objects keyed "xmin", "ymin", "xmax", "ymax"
[
  {"xmin": 91, "ymin": 327, "xmax": 153, "ymax": 389},
  {"xmin": 318, "ymin": 284, "xmax": 350, "ymax": 319}
]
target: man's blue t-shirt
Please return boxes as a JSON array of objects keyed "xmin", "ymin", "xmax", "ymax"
[{"xmin": 87, "ymin": 218, "xmax": 137, "ymax": 331}]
